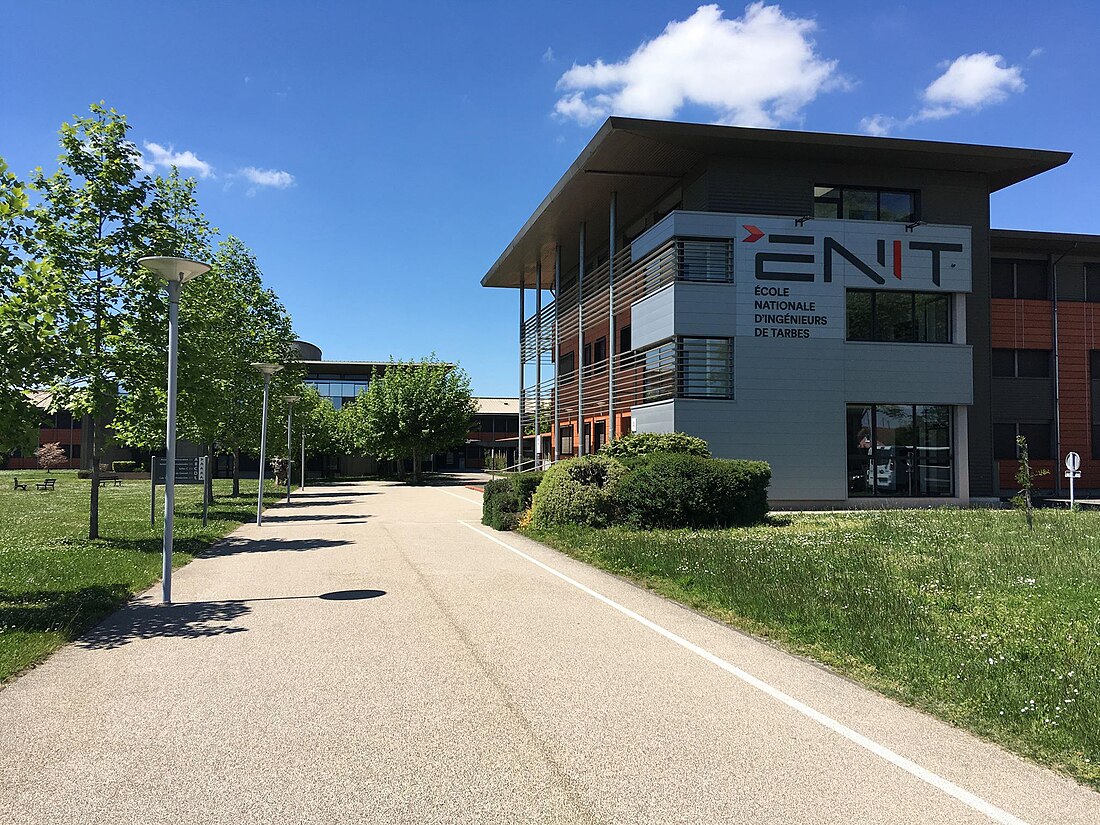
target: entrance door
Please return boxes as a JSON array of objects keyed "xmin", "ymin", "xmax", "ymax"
[{"xmin": 594, "ymin": 421, "xmax": 607, "ymax": 452}]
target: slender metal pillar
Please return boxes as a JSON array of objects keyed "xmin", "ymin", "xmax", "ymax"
[
  {"xmin": 286, "ymin": 402, "xmax": 294, "ymax": 502},
  {"xmin": 518, "ymin": 269, "xmax": 525, "ymax": 470},
  {"xmin": 256, "ymin": 375, "xmax": 271, "ymax": 526},
  {"xmin": 578, "ymin": 223, "xmax": 586, "ymax": 456},
  {"xmin": 301, "ymin": 430, "xmax": 306, "ymax": 490},
  {"xmin": 608, "ymin": 191, "xmax": 617, "ymax": 442},
  {"xmin": 553, "ymin": 245, "xmax": 561, "ymax": 461},
  {"xmin": 535, "ymin": 260, "xmax": 542, "ymax": 466},
  {"xmin": 162, "ymin": 279, "xmax": 180, "ymax": 604}
]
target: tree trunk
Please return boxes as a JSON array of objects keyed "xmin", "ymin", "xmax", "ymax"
[
  {"xmin": 89, "ymin": 415, "xmax": 100, "ymax": 540},
  {"xmin": 412, "ymin": 449, "xmax": 421, "ymax": 485},
  {"xmin": 232, "ymin": 448, "xmax": 241, "ymax": 497},
  {"xmin": 206, "ymin": 443, "xmax": 215, "ymax": 504},
  {"xmin": 394, "ymin": 458, "xmax": 405, "ymax": 482}
]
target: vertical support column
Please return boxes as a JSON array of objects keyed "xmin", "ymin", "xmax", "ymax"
[
  {"xmin": 163, "ymin": 280, "xmax": 180, "ymax": 604},
  {"xmin": 1050, "ymin": 253, "xmax": 1062, "ymax": 493},
  {"xmin": 553, "ymin": 245, "xmax": 561, "ymax": 462},
  {"xmin": 518, "ymin": 268, "xmax": 525, "ymax": 470},
  {"xmin": 535, "ymin": 260, "xmax": 542, "ymax": 467},
  {"xmin": 578, "ymin": 222, "xmax": 586, "ymax": 456},
  {"xmin": 608, "ymin": 191, "xmax": 617, "ymax": 442}
]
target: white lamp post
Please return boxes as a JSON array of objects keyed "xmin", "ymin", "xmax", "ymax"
[
  {"xmin": 283, "ymin": 395, "xmax": 299, "ymax": 502},
  {"xmin": 137, "ymin": 256, "xmax": 210, "ymax": 605},
  {"xmin": 252, "ymin": 362, "xmax": 283, "ymax": 525}
]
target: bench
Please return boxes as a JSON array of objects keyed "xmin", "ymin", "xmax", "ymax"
[
  {"xmin": 13, "ymin": 477, "xmax": 27, "ymax": 491},
  {"xmin": 98, "ymin": 475, "xmax": 122, "ymax": 487},
  {"xmin": 35, "ymin": 478, "xmax": 56, "ymax": 491}
]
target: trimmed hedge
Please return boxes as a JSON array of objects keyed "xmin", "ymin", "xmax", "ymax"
[
  {"xmin": 112, "ymin": 461, "xmax": 138, "ymax": 473},
  {"xmin": 600, "ymin": 431, "xmax": 711, "ymax": 459},
  {"xmin": 482, "ymin": 471, "xmax": 544, "ymax": 531},
  {"xmin": 530, "ymin": 455, "xmax": 625, "ymax": 529},
  {"xmin": 615, "ymin": 452, "xmax": 771, "ymax": 529}
]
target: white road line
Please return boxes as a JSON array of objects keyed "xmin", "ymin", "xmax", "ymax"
[
  {"xmin": 436, "ymin": 487, "xmax": 482, "ymax": 505},
  {"xmin": 458, "ymin": 519, "xmax": 1029, "ymax": 825}
]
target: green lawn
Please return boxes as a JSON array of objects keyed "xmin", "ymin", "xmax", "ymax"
[
  {"xmin": 0, "ymin": 469, "xmax": 289, "ymax": 683},
  {"xmin": 527, "ymin": 509, "xmax": 1100, "ymax": 789}
]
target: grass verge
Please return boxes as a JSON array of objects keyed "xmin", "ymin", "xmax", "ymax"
[
  {"xmin": 0, "ymin": 470, "xmax": 290, "ymax": 683},
  {"xmin": 526, "ymin": 508, "xmax": 1100, "ymax": 789}
]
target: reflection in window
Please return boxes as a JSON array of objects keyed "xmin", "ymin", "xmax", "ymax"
[
  {"xmin": 642, "ymin": 342, "xmax": 676, "ymax": 402},
  {"xmin": 814, "ymin": 186, "xmax": 917, "ymax": 222},
  {"xmin": 846, "ymin": 291, "xmax": 950, "ymax": 343},
  {"xmin": 847, "ymin": 404, "xmax": 954, "ymax": 497},
  {"xmin": 679, "ymin": 338, "xmax": 733, "ymax": 399}
]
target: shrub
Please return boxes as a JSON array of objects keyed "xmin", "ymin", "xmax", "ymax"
[
  {"xmin": 600, "ymin": 431, "xmax": 711, "ymax": 459},
  {"xmin": 112, "ymin": 461, "xmax": 137, "ymax": 473},
  {"xmin": 481, "ymin": 471, "xmax": 544, "ymax": 531},
  {"xmin": 530, "ymin": 454, "xmax": 625, "ymax": 529},
  {"xmin": 483, "ymin": 479, "xmax": 522, "ymax": 531},
  {"xmin": 615, "ymin": 452, "xmax": 771, "ymax": 529}
]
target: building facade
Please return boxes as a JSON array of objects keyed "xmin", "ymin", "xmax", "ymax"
[{"xmin": 482, "ymin": 117, "xmax": 1096, "ymax": 505}]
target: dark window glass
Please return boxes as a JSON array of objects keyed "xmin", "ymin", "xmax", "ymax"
[
  {"xmin": 642, "ymin": 342, "xmax": 676, "ymax": 402},
  {"xmin": 846, "ymin": 291, "xmax": 873, "ymax": 340},
  {"xmin": 843, "ymin": 189, "xmax": 878, "ymax": 221},
  {"xmin": 993, "ymin": 423, "xmax": 1018, "ymax": 460},
  {"xmin": 879, "ymin": 191, "xmax": 915, "ymax": 223},
  {"xmin": 620, "ymin": 326, "xmax": 631, "ymax": 353},
  {"xmin": 991, "ymin": 260, "xmax": 1015, "ymax": 299},
  {"xmin": 991, "ymin": 349, "xmax": 1016, "ymax": 377},
  {"xmin": 847, "ymin": 404, "xmax": 952, "ymax": 496},
  {"xmin": 1016, "ymin": 349, "xmax": 1051, "ymax": 378},
  {"xmin": 593, "ymin": 421, "xmax": 607, "ymax": 452},
  {"xmin": 679, "ymin": 240, "xmax": 732, "ymax": 282},
  {"xmin": 875, "ymin": 292, "xmax": 915, "ymax": 342},
  {"xmin": 1087, "ymin": 265, "xmax": 1100, "ymax": 303},
  {"xmin": 558, "ymin": 425, "xmax": 574, "ymax": 457},
  {"xmin": 1015, "ymin": 261, "xmax": 1049, "ymax": 299},
  {"xmin": 915, "ymin": 405, "xmax": 953, "ymax": 496},
  {"xmin": 847, "ymin": 405, "xmax": 873, "ymax": 497},
  {"xmin": 1018, "ymin": 423, "xmax": 1052, "ymax": 460},
  {"xmin": 814, "ymin": 200, "xmax": 840, "ymax": 218},
  {"xmin": 559, "ymin": 351, "xmax": 575, "ymax": 378},
  {"xmin": 914, "ymin": 293, "xmax": 950, "ymax": 343},
  {"xmin": 583, "ymin": 343, "xmax": 592, "ymax": 367},
  {"xmin": 1091, "ymin": 349, "xmax": 1100, "ymax": 378},
  {"xmin": 69, "ymin": 444, "xmax": 81, "ymax": 459},
  {"xmin": 593, "ymin": 337, "xmax": 607, "ymax": 364},
  {"xmin": 1093, "ymin": 424, "xmax": 1100, "ymax": 460}
]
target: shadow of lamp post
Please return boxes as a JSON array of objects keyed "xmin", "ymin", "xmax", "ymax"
[
  {"xmin": 252, "ymin": 362, "xmax": 283, "ymax": 525},
  {"xmin": 137, "ymin": 256, "xmax": 211, "ymax": 605}
]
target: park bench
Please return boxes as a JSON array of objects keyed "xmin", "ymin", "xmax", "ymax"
[
  {"xmin": 35, "ymin": 478, "xmax": 56, "ymax": 491},
  {"xmin": 13, "ymin": 477, "xmax": 27, "ymax": 491},
  {"xmin": 98, "ymin": 475, "xmax": 122, "ymax": 487}
]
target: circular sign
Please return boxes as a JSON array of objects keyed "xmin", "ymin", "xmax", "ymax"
[{"xmin": 1066, "ymin": 451, "xmax": 1081, "ymax": 472}]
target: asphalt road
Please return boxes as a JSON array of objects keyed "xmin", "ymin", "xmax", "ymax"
[{"xmin": 1, "ymin": 479, "xmax": 1098, "ymax": 824}]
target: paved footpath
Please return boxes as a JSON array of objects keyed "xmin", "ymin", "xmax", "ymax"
[{"xmin": 2, "ymin": 480, "xmax": 1099, "ymax": 824}]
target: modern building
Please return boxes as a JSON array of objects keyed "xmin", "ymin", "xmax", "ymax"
[{"xmin": 481, "ymin": 117, "xmax": 1100, "ymax": 506}]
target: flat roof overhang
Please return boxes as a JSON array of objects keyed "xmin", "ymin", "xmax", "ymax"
[
  {"xmin": 482, "ymin": 117, "xmax": 1072, "ymax": 290},
  {"xmin": 991, "ymin": 228, "xmax": 1100, "ymax": 257}
]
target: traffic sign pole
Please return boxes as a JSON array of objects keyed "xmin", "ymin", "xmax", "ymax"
[{"xmin": 1065, "ymin": 452, "xmax": 1082, "ymax": 509}]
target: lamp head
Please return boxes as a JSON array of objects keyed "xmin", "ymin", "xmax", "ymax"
[
  {"xmin": 283, "ymin": 395, "xmax": 301, "ymax": 403},
  {"xmin": 251, "ymin": 362, "xmax": 284, "ymax": 377},
  {"xmin": 138, "ymin": 256, "xmax": 211, "ymax": 284}
]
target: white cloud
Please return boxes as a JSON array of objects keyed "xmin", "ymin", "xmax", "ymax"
[
  {"xmin": 239, "ymin": 167, "xmax": 295, "ymax": 189},
  {"xmin": 542, "ymin": 46, "xmax": 555, "ymax": 63},
  {"xmin": 553, "ymin": 3, "xmax": 845, "ymax": 128},
  {"xmin": 861, "ymin": 52, "xmax": 1025, "ymax": 136},
  {"xmin": 140, "ymin": 141, "xmax": 214, "ymax": 178}
]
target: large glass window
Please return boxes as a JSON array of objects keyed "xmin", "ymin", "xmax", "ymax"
[
  {"xmin": 847, "ymin": 404, "xmax": 954, "ymax": 497},
  {"xmin": 679, "ymin": 338, "xmax": 733, "ymax": 399},
  {"xmin": 678, "ymin": 240, "xmax": 733, "ymax": 282},
  {"xmin": 994, "ymin": 422, "xmax": 1053, "ymax": 460},
  {"xmin": 990, "ymin": 259, "xmax": 1049, "ymax": 300},
  {"xmin": 846, "ymin": 290, "xmax": 951, "ymax": 343},
  {"xmin": 814, "ymin": 186, "xmax": 917, "ymax": 222},
  {"xmin": 642, "ymin": 341, "xmax": 676, "ymax": 402},
  {"xmin": 991, "ymin": 349, "xmax": 1051, "ymax": 378},
  {"xmin": 305, "ymin": 378, "xmax": 369, "ymax": 410}
]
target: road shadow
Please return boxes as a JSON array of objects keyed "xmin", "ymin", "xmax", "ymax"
[
  {"xmin": 201, "ymin": 535, "xmax": 353, "ymax": 558},
  {"xmin": 0, "ymin": 584, "xmax": 130, "ymax": 636},
  {"xmin": 77, "ymin": 598, "xmax": 250, "ymax": 650},
  {"xmin": 259, "ymin": 513, "xmax": 370, "ymax": 524},
  {"xmin": 293, "ymin": 489, "xmax": 378, "ymax": 498},
  {"xmin": 277, "ymin": 498, "xmax": 356, "ymax": 508}
]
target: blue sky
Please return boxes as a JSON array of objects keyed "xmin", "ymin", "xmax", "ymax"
[{"xmin": 3, "ymin": 1, "xmax": 1098, "ymax": 395}]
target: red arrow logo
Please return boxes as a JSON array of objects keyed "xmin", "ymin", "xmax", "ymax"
[{"xmin": 743, "ymin": 224, "xmax": 764, "ymax": 243}]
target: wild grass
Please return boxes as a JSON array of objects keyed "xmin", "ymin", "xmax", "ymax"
[
  {"xmin": 527, "ymin": 508, "xmax": 1100, "ymax": 788},
  {"xmin": 0, "ymin": 470, "xmax": 288, "ymax": 683}
]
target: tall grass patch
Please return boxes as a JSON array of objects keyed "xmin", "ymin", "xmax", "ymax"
[{"xmin": 528, "ymin": 508, "xmax": 1100, "ymax": 788}]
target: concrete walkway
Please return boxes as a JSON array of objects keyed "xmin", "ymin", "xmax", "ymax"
[{"xmin": 1, "ymin": 480, "xmax": 1098, "ymax": 824}]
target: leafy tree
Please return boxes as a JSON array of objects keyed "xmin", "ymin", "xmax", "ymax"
[
  {"xmin": 345, "ymin": 356, "xmax": 476, "ymax": 484},
  {"xmin": 1014, "ymin": 435, "xmax": 1049, "ymax": 530},
  {"xmin": 31, "ymin": 103, "xmax": 154, "ymax": 538},
  {"xmin": 0, "ymin": 158, "xmax": 59, "ymax": 457},
  {"xmin": 34, "ymin": 442, "xmax": 66, "ymax": 472}
]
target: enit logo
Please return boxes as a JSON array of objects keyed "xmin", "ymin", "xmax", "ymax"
[{"xmin": 743, "ymin": 224, "xmax": 963, "ymax": 287}]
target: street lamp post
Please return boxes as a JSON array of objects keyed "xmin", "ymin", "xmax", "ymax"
[
  {"xmin": 252, "ymin": 362, "xmax": 283, "ymax": 525},
  {"xmin": 138, "ymin": 256, "xmax": 210, "ymax": 605},
  {"xmin": 301, "ymin": 425, "xmax": 306, "ymax": 491},
  {"xmin": 283, "ymin": 395, "xmax": 299, "ymax": 502}
]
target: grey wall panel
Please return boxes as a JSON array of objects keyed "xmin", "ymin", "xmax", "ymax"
[
  {"xmin": 673, "ymin": 283, "xmax": 737, "ymax": 337},
  {"xmin": 1057, "ymin": 261, "xmax": 1086, "ymax": 301},
  {"xmin": 631, "ymin": 401, "xmax": 676, "ymax": 434},
  {"xmin": 703, "ymin": 159, "xmax": 811, "ymax": 216},
  {"xmin": 630, "ymin": 286, "xmax": 675, "ymax": 349},
  {"xmin": 844, "ymin": 343, "xmax": 974, "ymax": 404},
  {"xmin": 991, "ymin": 378, "xmax": 1055, "ymax": 419}
]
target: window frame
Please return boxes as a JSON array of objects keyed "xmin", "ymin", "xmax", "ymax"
[
  {"xmin": 845, "ymin": 289, "xmax": 952, "ymax": 344},
  {"xmin": 813, "ymin": 185, "xmax": 919, "ymax": 223}
]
